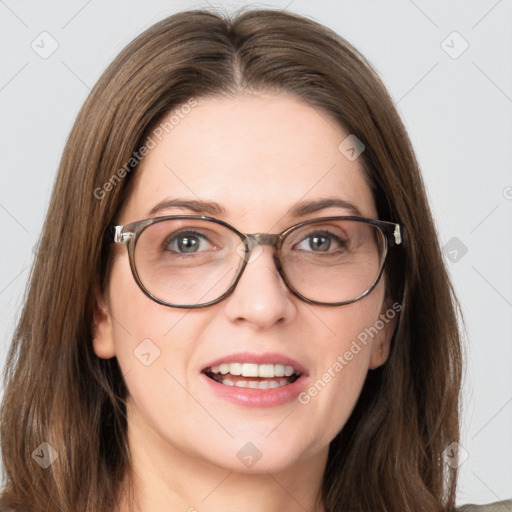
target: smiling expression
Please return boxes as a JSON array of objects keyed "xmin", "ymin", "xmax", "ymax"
[{"xmin": 93, "ymin": 90, "xmax": 394, "ymax": 474}]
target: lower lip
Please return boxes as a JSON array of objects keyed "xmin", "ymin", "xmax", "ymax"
[{"xmin": 200, "ymin": 372, "xmax": 309, "ymax": 408}]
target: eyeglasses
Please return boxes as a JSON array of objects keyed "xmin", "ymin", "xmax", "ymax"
[{"xmin": 108, "ymin": 215, "xmax": 402, "ymax": 308}]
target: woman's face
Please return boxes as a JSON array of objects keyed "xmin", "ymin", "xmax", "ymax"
[{"xmin": 93, "ymin": 91, "xmax": 394, "ymax": 475}]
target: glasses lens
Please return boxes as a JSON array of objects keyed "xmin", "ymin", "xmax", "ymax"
[
  {"xmin": 134, "ymin": 219, "xmax": 244, "ymax": 306},
  {"xmin": 280, "ymin": 219, "xmax": 387, "ymax": 304}
]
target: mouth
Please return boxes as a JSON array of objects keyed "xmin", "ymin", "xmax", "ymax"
[
  {"xmin": 200, "ymin": 353, "xmax": 309, "ymax": 407},
  {"xmin": 203, "ymin": 362, "xmax": 301, "ymax": 389}
]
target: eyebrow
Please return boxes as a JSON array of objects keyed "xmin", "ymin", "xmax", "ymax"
[
  {"xmin": 149, "ymin": 198, "xmax": 227, "ymax": 216},
  {"xmin": 149, "ymin": 197, "xmax": 363, "ymax": 218},
  {"xmin": 288, "ymin": 198, "xmax": 363, "ymax": 217}
]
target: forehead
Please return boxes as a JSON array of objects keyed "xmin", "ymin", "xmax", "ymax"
[{"xmin": 120, "ymin": 92, "xmax": 376, "ymax": 228}]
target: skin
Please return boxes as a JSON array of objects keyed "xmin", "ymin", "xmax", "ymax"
[{"xmin": 93, "ymin": 91, "xmax": 395, "ymax": 512}]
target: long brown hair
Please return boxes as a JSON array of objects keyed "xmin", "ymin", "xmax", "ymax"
[{"xmin": 0, "ymin": 8, "xmax": 462, "ymax": 512}]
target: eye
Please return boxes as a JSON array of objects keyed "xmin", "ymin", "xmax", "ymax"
[
  {"xmin": 295, "ymin": 230, "xmax": 347, "ymax": 252},
  {"xmin": 163, "ymin": 230, "xmax": 213, "ymax": 254}
]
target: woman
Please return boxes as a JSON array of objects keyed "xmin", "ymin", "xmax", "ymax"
[{"xmin": 0, "ymin": 7, "xmax": 509, "ymax": 512}]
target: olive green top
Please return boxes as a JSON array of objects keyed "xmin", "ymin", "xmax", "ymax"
[{"xmin": 458, "ymin": 500, "xmax": 512, "ymax": 511}]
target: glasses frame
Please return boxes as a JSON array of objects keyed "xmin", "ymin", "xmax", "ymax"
[{"xmin": 108, "ymin": 215, "xmax": 402, "ymax": 308}]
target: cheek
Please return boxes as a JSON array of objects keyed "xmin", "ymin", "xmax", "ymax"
[
  {"xmin": 106, "ymin": 261, "xmax": 207, "ymax": 444},
  {"xmin": 106, "ymin": 256, "xmax": 197, "ymax": 388},
  {"xmin": 299, "ymin": 353, "xmax": 369, "ymax": 448},
  {"xmin": 297, "ymin": 289, "xmax": 385, "ymax": 443},
  {"xmin": 308, "ymin": 281, "xmax": 384, "ymax": 364}
]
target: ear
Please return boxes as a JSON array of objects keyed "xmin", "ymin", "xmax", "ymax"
[
  {"xmin": 368, "ymin": 301, "xmax": 399, "ymax": 370},
  {"xmin": 92, "ymin": 286, "xmax": 116, "ymax": 359}
]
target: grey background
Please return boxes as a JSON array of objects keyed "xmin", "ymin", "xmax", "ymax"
[{"xmin": 1, "ymin": 0, "xmax": 511, "ymax": 506}]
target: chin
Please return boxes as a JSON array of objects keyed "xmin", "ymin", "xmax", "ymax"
[{"xmin": 188, "ymin": 429, "xmax": 323, "ymax": 475}]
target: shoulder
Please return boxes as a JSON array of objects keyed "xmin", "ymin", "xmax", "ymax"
[{"xmin": 457, "ymin": 499, "xmax": 512, "ymax": 512}]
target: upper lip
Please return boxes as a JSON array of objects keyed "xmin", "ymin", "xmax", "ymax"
[{"xmin": 201, "ymin": 352, "xmax": 308, "ymax": 376}]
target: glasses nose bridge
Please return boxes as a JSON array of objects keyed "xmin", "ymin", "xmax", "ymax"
[
  {"xmin": 239, "ymin": 232, "xmax": 285, "ymax": 288},
  {"xmin": 245, "ymin": 232, "xmax": 281, "ymax": 250}
]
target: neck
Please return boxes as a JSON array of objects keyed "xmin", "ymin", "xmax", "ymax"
[{"xmin": 116, "ymin": 403, "xmax": 327, "ymax": 512}]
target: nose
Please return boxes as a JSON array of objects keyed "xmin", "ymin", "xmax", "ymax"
[{"xmin": 223, "ymin": 245, "xmax": 297, "ymax": 329}]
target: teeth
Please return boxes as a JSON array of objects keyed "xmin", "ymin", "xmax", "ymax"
[
  {"xmin": 209, "ymin": 362, "xmax": 298, "ymax": 378},
  {"xmin": 217, "ymin": 378, "xmax": 291, "ymax": 389},
  {"xmin": 229, "ymin": 362, "xmax": 242, "ymax": 375},
  {"xmin": 205, "ymin": 362, "xmax": 301, "ymax": 389},
  {"xmin": 274, "ymin": 364, "xmax": 285, "ymax": 377},
  {"xmin": 241, "ymin": 363, "xmax": 259, "ymax": 377},
  {"xmin": 258, "ymin": 364, "xmax": 274, "ymax": 378}
]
